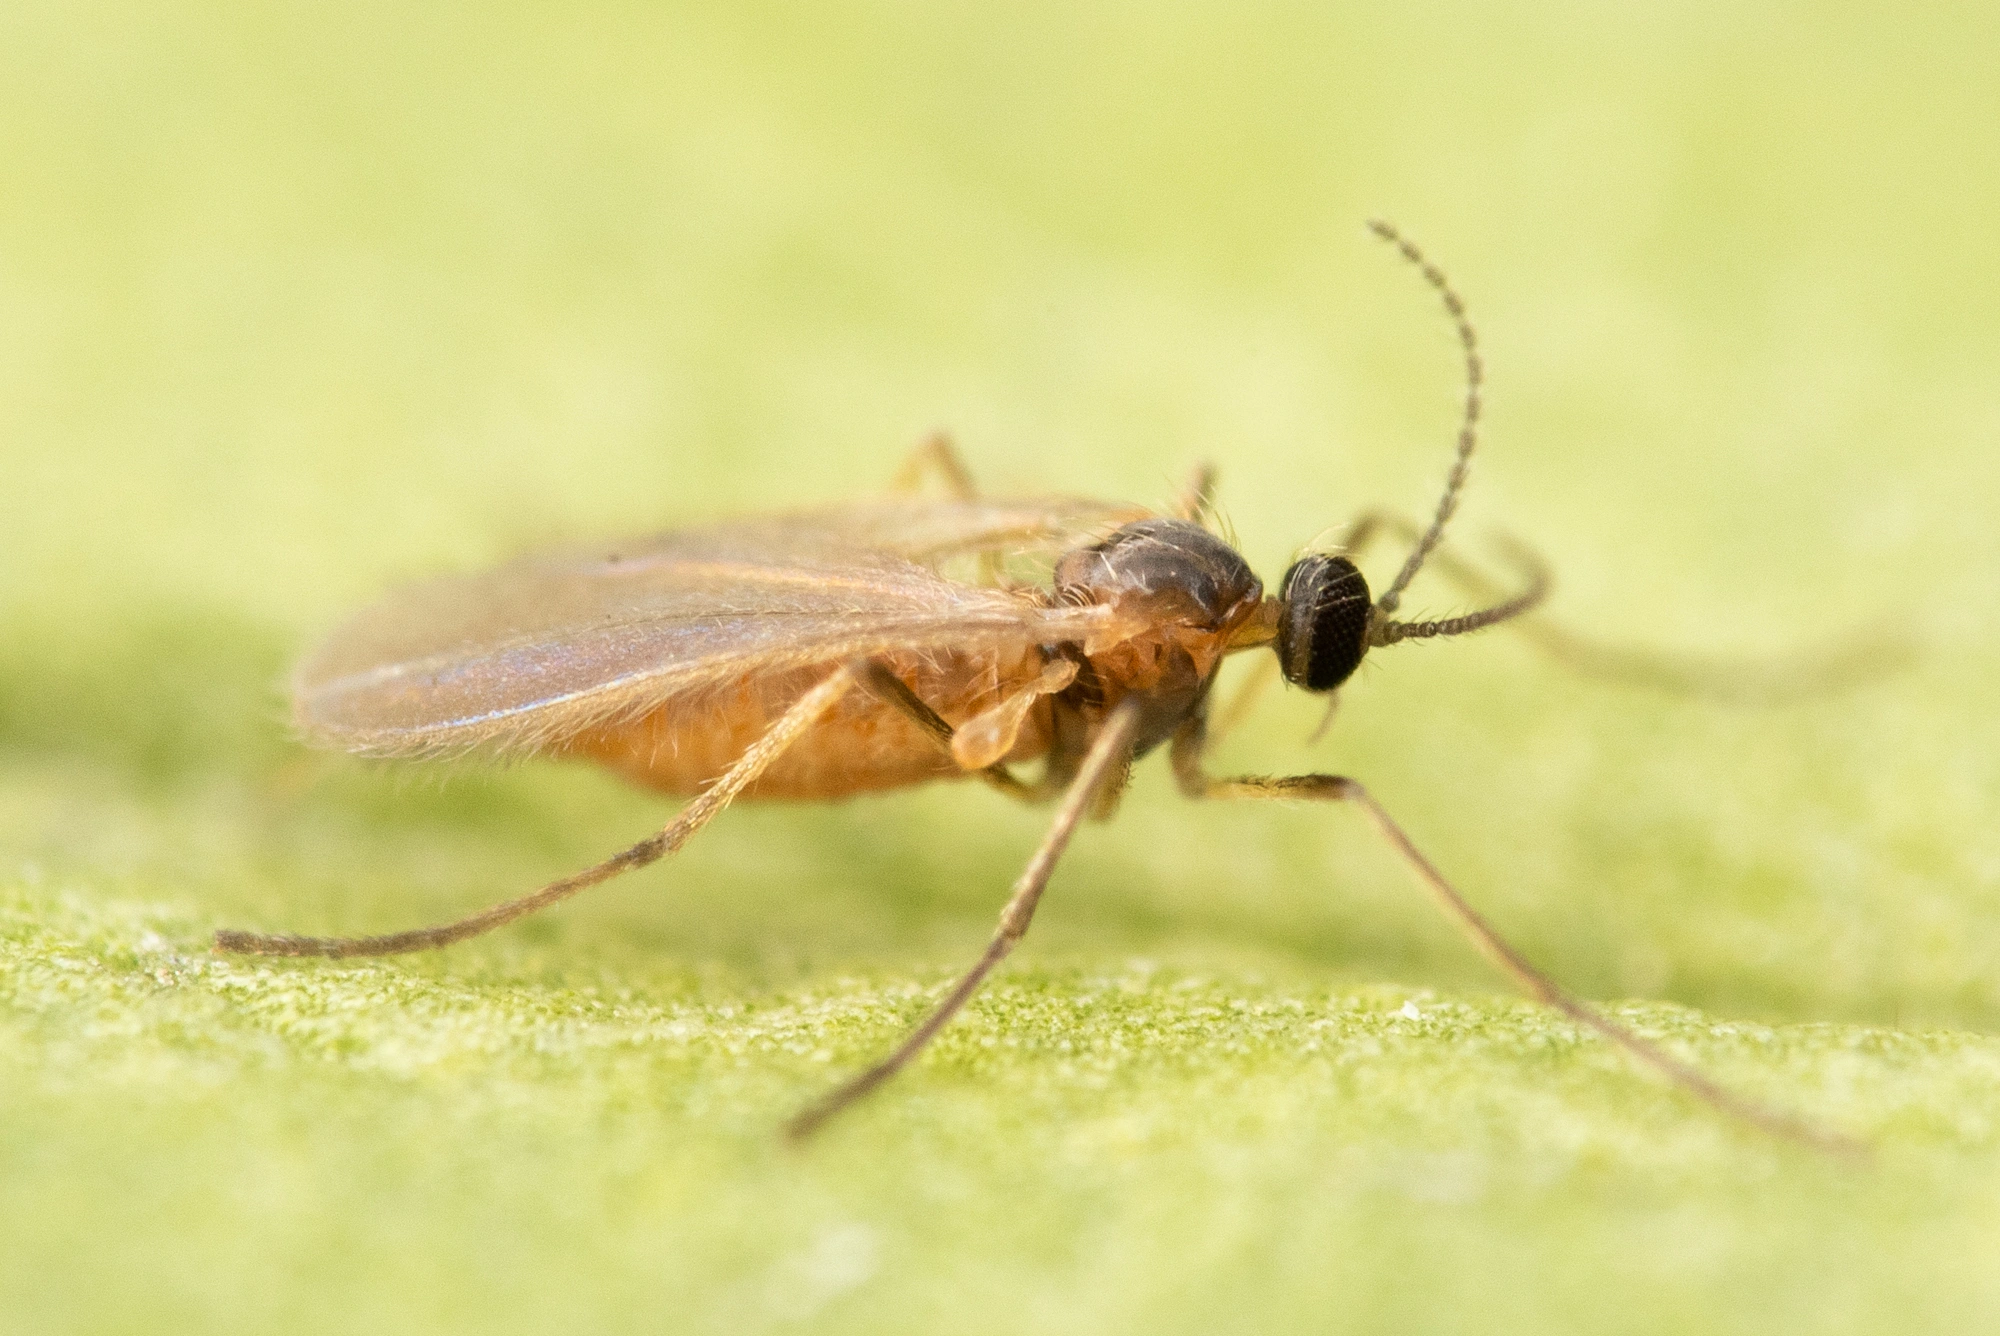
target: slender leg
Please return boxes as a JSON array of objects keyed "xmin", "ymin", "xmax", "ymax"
[
  {"xmin": 215, "ymin": 669, "xmax": 858, "ymax": 958},
  {"xmin": 891, "ymin": 430, "xmax": 980, "ymax": 500},
  {"xmin": 784, "ymin": 698, "xmax": 1144, "ymax": 1140},
  {"xmin": 1344, "ymin": 509, "xmax": 1548, "ymax": 607},
  {"xmin": 889, "ymin": 432, "xmax": 1012, "ymax": 583},
  {"xmin": 846, "ymin": 657, "xmax": 1045, "ymax": 803},
  {"xmin": 1342, "ymin": 509, "xmax": 1898, "ymax": 700},
  {"xmin": 1169, "ymin": 719, "xmax": 1863, "ymax": 1155},
  {"xmin": 1205, "ymin": 653, "xmax": 1280, "ymax": 751},
  {"xmin": 1170, "ymin": 462, "xmax": 1219, "ymax": 527}
]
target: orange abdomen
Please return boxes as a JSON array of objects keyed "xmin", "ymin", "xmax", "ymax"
[{"xmin": 560, "ymin": 647, "xmax": 1054, "ymax": 800}]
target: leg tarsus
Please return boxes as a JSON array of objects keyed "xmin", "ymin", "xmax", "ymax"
[
  {"xmin": 214, "ymin": 669, "xmax": 858, "ymax": 959},
  {"xmin": 1176, "ymin": 724, "xmax": 1863, "ymax": 1155},
  {"xmin": 212, "ymin": 833, "xmax": 666, "ymax": 957},
  {"xmin": 784, "ymin": 699, "xmax": 1143, "ymax": 1141}
]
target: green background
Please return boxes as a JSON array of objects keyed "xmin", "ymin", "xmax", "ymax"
[{"xmin": 5, "ymin": 3, "xmax": 1998, "ymax": 1332}]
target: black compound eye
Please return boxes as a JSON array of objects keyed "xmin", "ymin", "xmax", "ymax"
[{"xmin": 1276, "ymin": 556, "xmax": 1372, "ymax": 691}]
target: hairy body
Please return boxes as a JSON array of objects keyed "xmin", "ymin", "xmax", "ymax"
[{"xmin": 217, "ymin": 222, "xmax": 1857, "ymax": 1152}]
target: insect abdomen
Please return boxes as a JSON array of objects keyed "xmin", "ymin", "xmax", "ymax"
[{"xmin": 560, "ymin": 648, "xmax": 1054, "ymax": 800}]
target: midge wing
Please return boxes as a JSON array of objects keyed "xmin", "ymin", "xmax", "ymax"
[
  {"xmin": 630, "ymin": 495, "xmax": 1150, "ymax": 566},
  {"xmin": 293, "ymin": 497, "xmax": 1144, "ymax": 759}
]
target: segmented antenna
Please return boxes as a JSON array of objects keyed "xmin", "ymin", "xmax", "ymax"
[
  {"xmin": 1371, "ymin": 545, "xmax": 1549, "ymax": 646},
  {"xmin": 1366, "ymin": 219, "xmax": 1483, "ymax": 617}
]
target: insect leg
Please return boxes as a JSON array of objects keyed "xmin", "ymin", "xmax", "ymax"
[
  {"xmin": 1345, "ymin": 508, "xmax": 1552, "ymax": 598},
  {"xmin": 214, "ymin": 669, "xmax": 858, "ymax": 958},
  {"xmin": 1339, "ymin": 507, "xmax": 1418, "ymax": 565},
  {"xmin": 1344, "ymin": 510, "xmax": 1896, "ymax": 700},
  {"xmin": 1170, "ymin": 462, "xmax": 1219, "ymax": 527},
  {"xmin": 1167, "ymin": 717, "xmax": 1863, "ymax": 1155},
  {"xmin": 784, "ymin": 697, "xmax": 1144, "ymax": 1140},
  {"xmin": 1204, "ymin": 652, "xmax": 1281, "ymax": 751},
  {"xmin": 888, "ymin": 432, "xmax": 1012, "ymax": 582},
  {"xmin": 890, "ymin": 430, "xmax": 979, "ymax": 500},
  {"xmin": 846, "ymin": 657, "xmax": 1042, "ymax": 803}
]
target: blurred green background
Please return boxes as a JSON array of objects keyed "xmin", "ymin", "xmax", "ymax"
[{"xmin": 4, "ymin": 3, "xmax": 1999, "ymax": 1333}]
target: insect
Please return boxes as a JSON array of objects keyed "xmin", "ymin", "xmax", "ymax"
[{"xmin": 217, "ymin": 221, "xmax": 1853, "ymax": 1150}]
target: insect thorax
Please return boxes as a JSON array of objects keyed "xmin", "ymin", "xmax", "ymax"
[{"xmin": 1051, "ymin": 519, "xmax": 1265, "ymax": 756}]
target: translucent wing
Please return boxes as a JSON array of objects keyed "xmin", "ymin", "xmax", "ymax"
[
  {"xmin": 294, "ymin": 495, "xmax": 1149, "ymax": 758},
  {"xmin": 704, "ymin": 495, "xmax": 1148, "ymax": 565}
]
